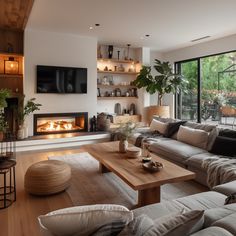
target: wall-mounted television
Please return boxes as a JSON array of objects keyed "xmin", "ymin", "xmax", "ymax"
[{"xmin": 36, "ymin": 65, "xmax": 87, "ymax": 94}]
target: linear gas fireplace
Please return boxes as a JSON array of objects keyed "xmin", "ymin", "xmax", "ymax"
[{"xmin": 34, "ymin": 112, "xmax": 88, "ymax": 135}]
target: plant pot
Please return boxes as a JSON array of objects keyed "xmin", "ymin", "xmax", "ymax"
[
  {"xmin": 24, "ymin": 124, "xmax": 29, "ymax": 139},
  {"xmin": 17, "ymin": 125, "xmax": 25, "ymax": 140},
  {"xmin": 147, "ymin": 105, "xmax": 170, "ymax": 124},
  {"xmin": 119, "ymin": 139, "xmax": 128, "ymax": 153}
]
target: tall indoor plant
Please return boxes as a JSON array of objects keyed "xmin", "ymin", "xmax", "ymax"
[
  {"xmin": 133, "ymin": 59, "xmax": 188, "ymax": 121},
  {"xmin": 0, "ymin": 89, "xmax": 11, "ymax": 140},
  {"xmin": 18, "ymin": 98, "xmax": 42, "ymax": 139}
]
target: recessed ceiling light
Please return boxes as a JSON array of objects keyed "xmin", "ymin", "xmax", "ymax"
[
  {"xmin": 191, "ymin": 36, "xmax": 210, "ymax": 42},
  {"xmin": 145, "ymin": 34, "xmax": 150, "ymax": 37},
  {"xmin": 95, "ymin": 23, "xmax": 100, "ymax": 27},
  {"xmin": 89, "ymin": 26, "xmax": 93, "ymax": 30}
]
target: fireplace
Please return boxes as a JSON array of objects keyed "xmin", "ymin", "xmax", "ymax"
[{"xmin": 34, "ymin": 112, "xmax": 88, "ymax": 135}]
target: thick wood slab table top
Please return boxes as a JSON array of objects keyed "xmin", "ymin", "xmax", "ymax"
[{"xmin": 83, "ymin": 141, "xmax": 196, "ymax": 207}]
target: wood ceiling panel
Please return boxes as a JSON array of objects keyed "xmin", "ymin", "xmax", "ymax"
[{"xmin": 0, "ymin": 0, "xmax": 34, "ymax": 31}]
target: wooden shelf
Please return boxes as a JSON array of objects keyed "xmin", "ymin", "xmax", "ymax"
[
  {"xmin": 97, "ymin": 96, "xmax": 138, "ymax": 100},
  {"xmin": 97, "ymin": 70, "xmax": 138, "ymax": 75},
  {"xmin": 97, "ymin": 84, "xmax": 136, "ymax": 89},
  {"xmin": 97, "ymin": 58, "xmax": 139, "ymax": 64},
  {"xmin": 0, "ymin": 74, "xmax": 23, "ymax": 78}
]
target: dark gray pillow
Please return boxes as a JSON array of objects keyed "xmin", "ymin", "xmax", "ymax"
[
  {"xmin": 164, "ymin": 121, "xmax": 186, "ymax": 138},
  {"xmin": 210, "ymin": 136, "xmax": 236, "ymax": 157}
]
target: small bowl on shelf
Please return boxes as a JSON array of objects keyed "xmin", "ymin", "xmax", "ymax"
[{"xmin": 142, "ymin": 161, "xmax": 164, "ymax": 172}]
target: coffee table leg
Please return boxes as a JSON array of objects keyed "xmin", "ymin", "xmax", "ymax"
[
  {"xmin": 99, "ymin": 163, "xmax": 111, "ymax": 173},
  {"xmin": 138, "ymin": 186, "xmax": 160, "ymax": 207}
]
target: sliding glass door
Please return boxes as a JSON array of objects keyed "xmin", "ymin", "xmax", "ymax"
[{"xmin": 176, "ymin": 59, "xmax": 200, "ymax": 122}]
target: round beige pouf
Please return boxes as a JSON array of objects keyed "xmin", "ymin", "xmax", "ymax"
[{"xmin": 24, "ymin": 160, "xmax": 71, "ymax": 196}]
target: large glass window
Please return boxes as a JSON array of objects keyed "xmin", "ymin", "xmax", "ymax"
[{"xmin": 176, "ymin": 51, "xmax": 236, "ymax": 127}]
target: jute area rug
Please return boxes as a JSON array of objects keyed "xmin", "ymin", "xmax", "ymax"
[{"xmin": 49, "ymin": 152, "xmax": 206, "ymax": 209}]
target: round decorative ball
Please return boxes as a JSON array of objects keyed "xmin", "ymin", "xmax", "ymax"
[{"xmin": 24, "ymin": 160, "xmax": 71, "ymax": 196}]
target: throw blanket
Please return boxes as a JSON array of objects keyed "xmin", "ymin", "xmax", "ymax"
[
  {"xmin": 135, "ymin": 131, "xmax": 162, "ymax": 147},
  {"xmin": 202, "ymin": 157, "xmax": 236, "ymax": 189}
]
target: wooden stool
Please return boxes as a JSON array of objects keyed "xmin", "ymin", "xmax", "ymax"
[{"xmin": 24, "ymin": 160, "xmax": 71, "ymax": 196}]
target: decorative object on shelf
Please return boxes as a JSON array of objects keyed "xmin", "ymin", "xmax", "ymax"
[
  {"xmin": 4, "ymin": 57, "xmax": 19, "ymax": 75},
  {"xmin": 114, "ymin": 66, "xmax": 117, "ymax": 71},
  {"xmin": 90, "ymin": 115, "xmax": 97, "ymax": 132},
  {"xmin": 115, "ymin": 88, "xmax": 121, "ymax": 97},
  {"xmin": 133, "ymin": 59, "xmax": 188, "ymax": 123},
  {"xmin": 117, "ymin": 121, "xmax": 136, "ymax": 153},
  {"xmin": 125, "ymin": 44, "xmax": 131, "ymax": 60},
  {"xmin": 97, "ymin": 88, "xmax": 101, "ymax": 97},
  {"xmin": 130, "ymin": 103, "xmax": 136, "ymax": 115},
  {"xmin": 117, "ymin": 64, "xmax": 125, "ymax": 72},
  {"xmin": 18, "ymin": 98, "xmax": 42, "ymax": 139},
  {"xmin": 97, "ymin": 113, "xmax": 110, "ymax": 131},
  {"xmin": 108, "ymin": 45, "xmax": 113, "ymax": 59},
  {"xmin": 117, "ymin": 50, "xmax": 120, "ymax": 60},
  {"xmin": 97, "ymin": 45, "xmax": 102, "ymax": 59},
  {"xmin": 104, "ymin": 66, "xmax": 108, "ymax": 71},
  {"xmin": 114, "ymin": 103, "xmax": 122, "ymax": 115},
  {"xmin": 109, "ymin": 75, "xmax": 114, "ymax": 85}
]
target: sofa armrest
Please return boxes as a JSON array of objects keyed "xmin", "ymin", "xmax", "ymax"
[{"xmin": 213, "ymin": 181, "xmax": 236, "ymax": 196}]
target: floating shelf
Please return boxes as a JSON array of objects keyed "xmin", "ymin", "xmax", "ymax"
[
  {"xmin": 97, "ymin": 58, "xmax": 139, "ymax": 64},
  {"xmin": 97, "ymin": 96, "xmax": 138, "ymax": 100},
  {"xmin": 97, "ymin": 70, "xmax": 138, "ymax": 75}
]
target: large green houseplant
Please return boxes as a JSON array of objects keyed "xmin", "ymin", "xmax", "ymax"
[{"xmin": 133, "ymin": 59, "xmax": 188, "ymax": 121}]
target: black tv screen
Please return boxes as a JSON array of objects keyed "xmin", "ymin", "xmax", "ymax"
[{"xmin": 37, "ymin": 65, "xmax": 87, "ymax": 94}]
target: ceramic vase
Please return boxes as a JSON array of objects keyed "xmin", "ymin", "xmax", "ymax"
[
  {"xmin": 119, "ymin": 139, "xmax": 128, "ymax": 153},
  {"xmin": 17, "ymin": 125, "xmax": 25, "ymax": 140}
]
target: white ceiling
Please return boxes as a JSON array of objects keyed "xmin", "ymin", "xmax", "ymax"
[{"xmin": 26, "ymin": 0, "xmax": 236, "ymax": 52}]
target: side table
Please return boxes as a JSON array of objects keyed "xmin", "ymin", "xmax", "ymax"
[{"xmin": 0, "ymin": 159, "xmax": 16, "ymax": 209}]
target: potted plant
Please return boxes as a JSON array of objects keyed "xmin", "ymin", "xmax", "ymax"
[
  {"xmin": 18, "ymin": 98, "xmax": 42, "ymax": 139},
  {"xmin": 117, "ymin": 121, "xmax": 136, "ymax": 153},
  {"xmin": 0, "ymin": 89, "xmax": 11, "ymax": 141},
  {"xmin": 132, "ymin": 59, "xmax": 188, "ymax": 122}
]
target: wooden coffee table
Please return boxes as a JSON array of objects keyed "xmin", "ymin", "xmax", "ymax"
[{"xmin": 83, "ymin": 141, "xmax": 195, "ymax": 207}]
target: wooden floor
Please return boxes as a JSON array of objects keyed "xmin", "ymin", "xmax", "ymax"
[{"xmin": 0, "ymin": 147, "xmax": 84, "ymax": 236}]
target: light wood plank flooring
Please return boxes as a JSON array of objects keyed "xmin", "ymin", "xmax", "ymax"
[{"xmin": 0, "ymin": 148, "xmax": 83, "ymax": 236}]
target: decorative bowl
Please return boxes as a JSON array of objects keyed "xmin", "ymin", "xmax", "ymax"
[
  {"xmin": 142, "ymin": 161, "xmax": 164, "ymax": 172},
  {"xmin": 126, "ymin": 147, "xmax": 141, "ymax": 158}
]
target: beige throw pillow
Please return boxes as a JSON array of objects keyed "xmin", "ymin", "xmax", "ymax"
[
  {"xmin": 145, "ymin": 210, "xmax": 204, "ymax": 236},
  {"xmin": 177, "ymin": 125, "xmax": 209, "ymax": 149},
  {"xmin": 38, "ymin": 204, "xmax": 133, "ymax": 236},
  {"xmin": 150, "ymin": 119, "xmax": 168, "ymax": 134}
]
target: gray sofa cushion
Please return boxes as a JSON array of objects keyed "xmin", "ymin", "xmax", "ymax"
[
  {"xmin": 212, "ymin": 212, "xmax": 236, "ymax": 235},
  {"xmin": 186, "ymin": 153, "xmax": 217, "ymax": 170},
  {"xmin": 149, "ymin": 139, "xmax": 207, "ymax": 164},
  {"xmin": 175, "ymin": 191, "xmax": 226, "ymax": 211},
  {"xmin": 213, "ymin": 180, "xmax": 236, "ymax": 196},
  {"xmin": 204, "ymin": 203, "xmax": 236, "ymax": 227},
  {"xmin": 133, "ymin": 191, "xmax": 226, "ymax": 221},
  {"xmin": 190, "ymin": 226, "xmax": 233, "ymax": 236},
  {"xmin": 184, "ymin": 122, "xmax": 216, "ymax": 132}
]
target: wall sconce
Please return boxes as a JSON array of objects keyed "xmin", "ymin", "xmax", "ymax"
[{"xmin": 4, "ymin": 57, "xmax": 19, "ymax": 74}]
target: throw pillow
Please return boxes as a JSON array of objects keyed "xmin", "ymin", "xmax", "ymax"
[
  {"xmin": 164, "ymin": 121, "xmax": 187, "ymax": 138},
  {"xmin": 219, "ymin": 129, "xmax": 236, "ymax": 139},
  {"xmin": 145, "ymin": 210, "xmax": 204, "ymax": 236},
  {"xmin": 38, "ymin": 204, "xmax": 133, "ymax": 236},
  {"xmin": 210, "ymin": 136, "xmax": 236, "ymax": 157},
  {"xmin": 177, "ymin": 125, "xmax": 209, "ymax": 149},
  {"xmin": 150, "ymin": 119, "xmax": 168, "ymax": 135},
  {"xmin": 207, "ymin": 127, "xmax": 219, "ymax": 151}
]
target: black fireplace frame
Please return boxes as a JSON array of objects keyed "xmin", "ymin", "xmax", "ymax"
[{"xmin": 33, "ymin": 112, "xmax": 88, "ymax": 135}]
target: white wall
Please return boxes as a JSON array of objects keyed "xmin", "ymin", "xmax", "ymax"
[{"xmin": 24, "ymin": 29, "xmax": 97, "ymax": 136}]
